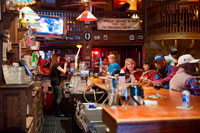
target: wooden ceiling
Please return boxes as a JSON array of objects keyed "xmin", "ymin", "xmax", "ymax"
[{"xmin": 40, "ymin": 0, "xmax": 111, "ymax": 11}]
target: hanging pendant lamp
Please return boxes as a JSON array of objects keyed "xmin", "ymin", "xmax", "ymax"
[
  {"xmin": 76, "ymin": 11, "xmax": 97, "ymax": 21},
  {"xmin": 20, "ymin": 7, "xmax": 40, "ymax": 20},
  {"xmin": 19, "ymin": 7, "xmax": 40, "ymax": 29}
]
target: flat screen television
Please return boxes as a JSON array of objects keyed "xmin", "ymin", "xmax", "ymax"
[{"xmin": 36, "ymin": 15, "xmax": 64, "ymax": 37}]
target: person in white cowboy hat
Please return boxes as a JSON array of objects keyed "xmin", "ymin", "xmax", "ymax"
[{"xmin": 170, "ymin": 54, "xmax": 200, "ymax": 96}]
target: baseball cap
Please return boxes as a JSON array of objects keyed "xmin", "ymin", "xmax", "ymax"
[
  {"xmin": 177, "ymin": 54, "xmax": 200, "ymax": 66},
  {"xmin": 154, "ymin": 54, "xmax": 165, "ymax": 62}
]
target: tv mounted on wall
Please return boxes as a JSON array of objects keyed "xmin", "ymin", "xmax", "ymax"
[{"xmin": 36, "ymin": 15, "xmax": 64, "ymax": 38}]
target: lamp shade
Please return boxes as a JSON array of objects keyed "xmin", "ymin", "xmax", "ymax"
[
  {"xmin": 20, "ymin": 7, "xmax": 40, "ymax": 20},
  {"xmin": 17, "ymin": 0, "xmax": 36, "ymax": 6},
  {"xmin": 76, "ymin": 11, "xmax": 97, "ymax": 21},
  {"xmin": 19, "ymin": 7, "xmax": 40, "ymax": 29},
  {"xmin": 26, "ymin": 19, "xmax": 41, "ymax": 29}
]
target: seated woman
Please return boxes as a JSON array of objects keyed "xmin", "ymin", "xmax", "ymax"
[
  {"xmin": 170, "ymin": 54, "xmax": 200, "ymax": 96},
  {"xmin": 141, "ymin": 58, "xmax": 156, "ymax": 81},
  {"xmin": 120, "ymin": 58, "xmax": 143, "ymax": 82},
  {"xmin": 99, "ymin": 57, "xmax": 109, "ymax": 76}
]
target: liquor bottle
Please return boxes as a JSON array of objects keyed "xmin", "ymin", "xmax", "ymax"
[
  {"xmin": 32, "ymin": 52, "xmax": 36, "ymax": 69},
  {"xmin": 87, "ymin": 72, "xmax": 94, "ymax": 86},
  {"xmin": 119, "ymin": 72, "xmax": 125, "ymax": 87}
]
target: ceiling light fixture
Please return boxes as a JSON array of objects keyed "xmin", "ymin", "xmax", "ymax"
[{"xmin": 76, "ymin": 11, "xmax": 97, "ymax": 21}]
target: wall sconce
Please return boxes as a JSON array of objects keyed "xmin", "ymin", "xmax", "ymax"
[{"xmin": 132, "ymin": 14, "xmax": 139, "ymax": 19}]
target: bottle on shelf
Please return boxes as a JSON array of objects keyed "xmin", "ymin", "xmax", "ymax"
[{"xmin": 87, "ymin": 72, "xmax": 94, "ymax": 86}]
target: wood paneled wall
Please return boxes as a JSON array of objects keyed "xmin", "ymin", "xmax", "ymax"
[{"xmin": 147, "ymin": 1, "xmax": 200, "ymax": 36}]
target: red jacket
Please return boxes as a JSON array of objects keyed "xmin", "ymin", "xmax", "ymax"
[
  {"xmin": 142, "ymin": 71, "xmax": 156, "ymax": 81},
  {"xmin": 121, "ymin": 67, "xmax": 143, "ymax": 81}
]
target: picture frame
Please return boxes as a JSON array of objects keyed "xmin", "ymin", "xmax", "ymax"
[
  {"xmin": 94, "ymin": 35, "xmax": 100, "ymax": 41},
  {"xmin": 137, "ymin": 35, "xmax": 144, "ymax": 40},
  {"xmin": 74, "ymin": 35, "xmax": 82, "ymax": 40},
  {"xmin": 85, "ymin": 60, "xmax": 91, "ymax": 68},
  {"xmin": 103, "ymin": 34, "xmax": 108, "ymax": 41},
  {"xmin": 129, "ymin": 35, "xmax": 135, "ymax": 41}
]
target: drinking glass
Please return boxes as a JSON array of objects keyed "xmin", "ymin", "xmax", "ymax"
[
  {"xmin": 154, "ymin": 82, "xmax": 165, "ymax": 98},
  {"xmin": 105, "ymin": 78, "xmax": 113, "ymax": 89},
  {"xmin": 125, "ymin": 74, "xmax": 131, "ymax": 83},
  {"xmin": 147, "ymin": 82, "xmax": 165, "ymax": 98},
  {"xmin": 119, "ymin": 88, "xmax": 130, "ymax": 109}
]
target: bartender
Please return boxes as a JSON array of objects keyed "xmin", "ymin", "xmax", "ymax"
[{"xmin": 50, "ymin": 54, "xmax": 68, "ymax": 117}]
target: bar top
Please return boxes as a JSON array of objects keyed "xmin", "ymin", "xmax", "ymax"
[
  {"xmin": 103, "ymin": 88, "xmax": 200, "ymax": 124},
  {"xmin": 0, "ymin": 81, "xmax": 34, "ymax": 89}
]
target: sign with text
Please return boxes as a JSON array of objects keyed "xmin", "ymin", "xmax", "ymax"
[{"xmin": 97, "ymin": 18, "xmax": 141, "ymax": 30}]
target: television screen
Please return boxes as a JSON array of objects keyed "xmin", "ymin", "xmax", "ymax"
[{"xmin": 36, "ymin": 16, "xmax": 64, "ymax": 36}]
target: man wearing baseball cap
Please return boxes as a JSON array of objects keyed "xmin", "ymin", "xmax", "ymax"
[
  {"xmin": 164, "ymin": 48, "xmax": 178, "ymax": 66},
  {"xmin": 170, "ymin": 54, "xmax": 200, "ymax": 96},
  {"xmin": 153, "ymin": 54, "xmax": 178, "ymax": 89}
]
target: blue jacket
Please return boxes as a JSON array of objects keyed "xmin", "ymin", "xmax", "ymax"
[
  {"xmin": 109, "ymin": 62, "xmax": 121, "ymax": 89},
  {"xmin": 154, "ymin": 64, "xmax": 174, "ymax": 89},
  {"xmin": 108, "ymin": 62, "xmax": 121, "ymax": 76}
]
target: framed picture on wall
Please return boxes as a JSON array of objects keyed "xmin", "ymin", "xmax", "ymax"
[
  {"xmin": 94, "ymin": 35, "xmax": 100, "ymax": 41},
  {"xmin": 103, "ymin": 34, "xmax": 108, "ymax": 41},
  {"xmin": 85, "ymin": 61, "xmax": 90, "ymax": 68}
]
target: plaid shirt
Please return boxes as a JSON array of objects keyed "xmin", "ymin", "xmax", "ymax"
[{"xmin": 185, "ymin": 77, "xmax": 200, "ymax": 96}]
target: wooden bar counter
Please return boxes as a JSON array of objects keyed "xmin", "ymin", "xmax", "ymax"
[
  {"xmin": 102, "ymin": 88, "xmax": 200, "ymax": 133},
  {"xmin": 0, "ymin": 81, "xmax": 43, "ymax": 132}
]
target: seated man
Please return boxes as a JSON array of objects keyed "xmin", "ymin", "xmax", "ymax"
[
  {"xmin": 164, "ymin": 48, "xmax": 178, "ymax": 66},
  {"xmin": 108, "ymin": 54, "xmax": 121, "ymax": 76},
  {"xmin": 170, "ymin": 54, "xmax": 200, "ymax": 96},
  {"xmin": 153, "ymin": 54, "xmax": 178, "ymax": 89}
]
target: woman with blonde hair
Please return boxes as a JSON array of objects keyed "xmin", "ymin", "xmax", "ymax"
[
  {"xmin": 120, "ymin": 58, "xmax": 142, "ymax": 81},
  {"xmin": 50, "ymin": 54, "xmax": 67, "ymax": 117}
]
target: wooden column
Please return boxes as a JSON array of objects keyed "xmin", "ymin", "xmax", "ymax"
[
  {"xmin": 81, "ymin": 23, "xmax": 93, "ymax": 62},
  {"xmin": 0, "ymin": 0, "xmax": 4, "ymax": 84},
  {"xmin": 0, "ymin": 38, "xmax": 3, "ymax": 83}
]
